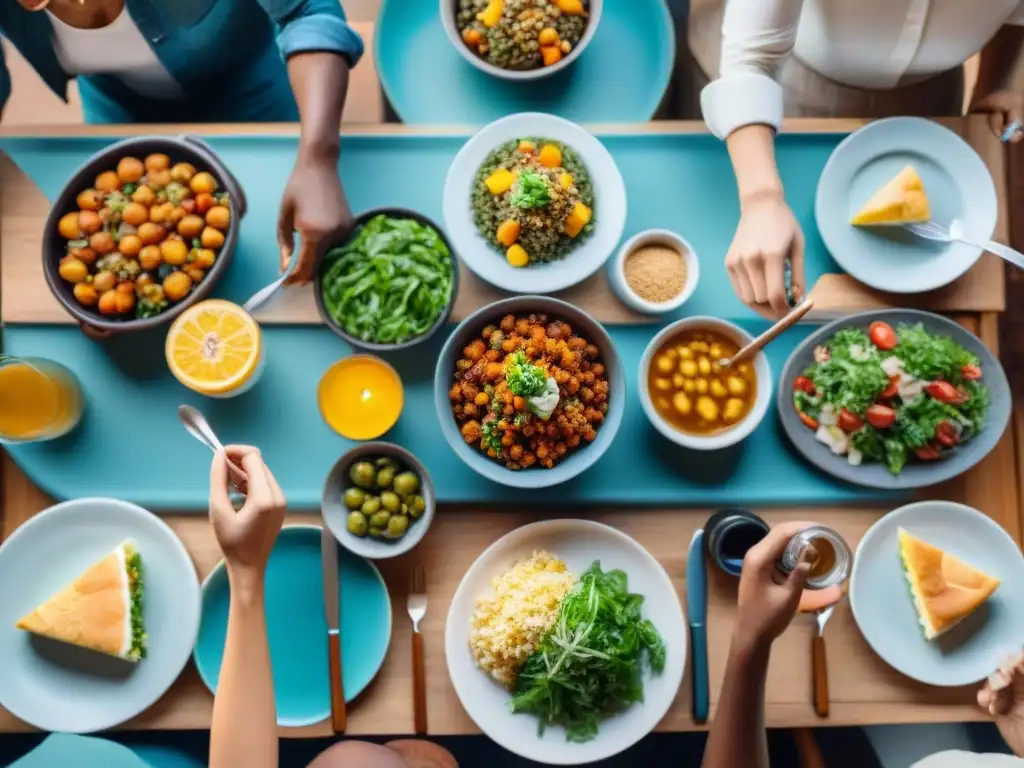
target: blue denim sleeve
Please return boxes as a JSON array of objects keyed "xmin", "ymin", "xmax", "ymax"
[{"xmin": 262, "ymin": 0, "xmax": 365, "ymax": 66}]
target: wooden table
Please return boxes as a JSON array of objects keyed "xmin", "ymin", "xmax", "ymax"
[{"xmin": 0, "ymin": 118, "xmax": 1020, "ymax": 738}]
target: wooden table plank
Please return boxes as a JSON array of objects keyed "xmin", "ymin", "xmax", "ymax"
[{"xmin": 0, "ymin": 117, "xmax": 1008, "ymax": 326}]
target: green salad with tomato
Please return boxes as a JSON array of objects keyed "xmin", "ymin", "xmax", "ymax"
[{"xmin": 792, "ymin": 320, "xmax": 989, "ymax": 475}]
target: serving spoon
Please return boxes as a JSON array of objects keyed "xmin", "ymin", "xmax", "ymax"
[
  {"xmin": 718, "ymin": 298, "xmax": 814, "ymax": 369},
  {"xmin": 178, "ymin": 404, "xmax": 247, "ymax": 493},
  {"xmin": 242, "ymin": 254, "xmax": 298, "ymax": 316}
]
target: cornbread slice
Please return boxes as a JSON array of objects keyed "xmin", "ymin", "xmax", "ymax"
[{"xmin": 851, "ymin": 165, "xmax": 930, "ymax": 226}]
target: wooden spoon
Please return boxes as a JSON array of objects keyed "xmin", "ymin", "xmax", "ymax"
[{"xmin": 718, "ymin": 298, "xmax": 815, "ymax": 369}]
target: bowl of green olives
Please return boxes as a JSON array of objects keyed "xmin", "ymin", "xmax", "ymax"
[{"xmin": 321, "ymin": 441, "xmax": 435, "ymax": 559}]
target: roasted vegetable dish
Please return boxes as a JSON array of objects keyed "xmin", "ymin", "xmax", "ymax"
[
  {"xmin": 456, "ymin": 0, "xmax": 590, "ymax": 72},
  {"xmin": 342, "ymin": 455, "xmax": 427, "ymax": 542},
  {"xmin": 449, "ymin": 312, "xmax": 609, "ymax": 469},
  {"xmin": 793, "ymin": 321, "xmax": 989, "ymax": 475},
  {"xmin": 55, "ymin": 154, "xmax": 230, "ymax": 320},
  {"xmin": 320, "ymin": 214, "xmax": 455, "ymax": 345},
  {"xmin": 473, "ymin": 137, "xmax": 594, "ymax": 267}
]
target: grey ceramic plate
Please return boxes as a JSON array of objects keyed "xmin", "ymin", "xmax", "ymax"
[
  {"xmin": 815, "ymin": 117, "xmax": 997, "ymax": 294},
  {"xmin": 0, "ymin": 498, "xmax": 201, "ymax": 732},
  {"xmin": 777, "ymin": 309, "xmax": 1011, "ymax": 489},
  {"xmin": 850, "ymin": 500, "xmax": 1024, "ymax": 687}
]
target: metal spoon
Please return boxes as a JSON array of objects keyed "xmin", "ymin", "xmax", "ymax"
[
  {"xmin": 242, "ymin": 256, "xmax": 297, "ymax": 315},
  {"xmin": 178, "ymin": 404, "xmax": 247, "ymax": 492},
  {"xmin": 718, "ymin": 298, "xmax": 815, "ymax": 368}
]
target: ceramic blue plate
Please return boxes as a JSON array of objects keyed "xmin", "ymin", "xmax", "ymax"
[
  {"xmin": 375, "ymin": 0, "xmax": 674, "ymax": 124},
  {"xmin": 815, "ymin": 117, "xmax": 997, "ymax": 294},
  {"xmin": 0, "ymin": 498, "xmax": 201, "ymax": 733},
  {"xmin": 850, "ymin": 501, "xmax": 1024, "ymax": 687},
  {"xmin": 193, "ymin": 526, "xmax": 391, "ymax": 727}
]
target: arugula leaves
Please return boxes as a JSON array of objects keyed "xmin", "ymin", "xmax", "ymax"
[
  {"xmin": 509, "ymin": 562, "xmax": 665, "ymax": 743},
  {"xmin": 894, "ymin": 323, "xmax": 979, "ymax": 381}
]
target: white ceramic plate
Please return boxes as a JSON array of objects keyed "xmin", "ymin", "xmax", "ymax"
[
  {"xmin": 850, "ymin": 500, "xmax": 1024, "ymax": 687},
  {"xmin": 0, "ymin": 498, "xmax": 201, "ymax": 732},
  {"xmin": 443, "ymin": 112, "xmax": 627, "ymax": 294},
  {"xmin": 815, "ymin": 117, "xmax": 997, "ymax": 294},
  {"xmin": 445, "ymin": 519, "xmax": 685, "ymax": 765}
]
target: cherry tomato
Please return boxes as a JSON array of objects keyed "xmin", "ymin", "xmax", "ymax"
[
  {"xmin": 935, "ymin": 421, "xmax": 960, "ymax": 448},
  {"xmin": 880, "ymin": 375, "xmax": 900, "ymax": 400},
  {"xmin": 793, "ymin": 376, "xmax": 816, "ymax": 394},
  {"xmin": 865, "ymin": 404, "xmax": 896, "ymax": 430},
  {"xmin": 925, "ymin": 380, "xmax": 961, "ymax": 404},
  {"xmin": 914, "ymin": 445, "xmax": 942, "ymax": 461},
  {"xmin": 838, "ymin": 409, "xmax": 864, "ymax": 432},
  {"xmin": 869, "ymin": 321, "xmax": 898, "ymax": 350},
  {"xmin": 961, "ymin": 364, "xmax": 982, "ymax": 381},
  {"xmin": 797, "ymin": 410, "xmax": 819, "ymax": 431}
]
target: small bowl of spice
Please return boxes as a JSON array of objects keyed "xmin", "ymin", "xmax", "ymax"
[{"xmin": 608, "ymin": 229, "xmax": 698, "ymax": 315}]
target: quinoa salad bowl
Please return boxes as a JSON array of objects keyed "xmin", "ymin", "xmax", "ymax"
[
  {"xmin": 443, "ymin": 113, "xmax": 626, "ymax": 294},
  {"xmin": 441, "ymin": 0, "xmax": 603, "ymax": 81}
]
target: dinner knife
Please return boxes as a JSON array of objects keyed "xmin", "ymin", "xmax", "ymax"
[
  {"xmin": 321, "ymin": 526, "xmax": 347, "ymax": 734},
  {"xmin": 687, "ymin": 528, "xmax": 709, "ymax": 724}
]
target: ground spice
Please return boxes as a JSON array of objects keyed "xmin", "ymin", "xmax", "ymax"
[{"xmin": 624, "ymin": 244, "xmax": 686, "ymax": 303}]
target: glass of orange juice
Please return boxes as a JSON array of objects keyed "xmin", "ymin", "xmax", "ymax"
[
  {"xmin": 0, "ymin": 356, "xmax": 83, "ymax": 443},
  {"xmin": 318, "ymin": 356, "xmax": 404, "ymax": 440}
]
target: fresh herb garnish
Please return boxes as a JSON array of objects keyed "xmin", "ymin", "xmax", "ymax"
[
  {"xmin": 481, "ymin": 419, "xmax": 504, "ymax": 456},
  {"xmin": 510, "ymin": 171, "xmax": 551, "ymax": 209},
  {"xmin": 509, "ymin": 562, "xmax": 665, "ymax": 743},
  {"xmin": 505, "ymin": 350, "xmax": 547, "ymax": 398}
]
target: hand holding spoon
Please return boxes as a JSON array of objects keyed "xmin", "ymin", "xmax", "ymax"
[
  {"xmin": 718, "ymin": 299, "xmax": 814, "ymax": 369},
  {"xmin": 178, "ymin": 404, "xmax": 248, "ymax": 493},
  {"xmin": 242, "ymin": 254, "xmax": 297, "ymax": 315}
]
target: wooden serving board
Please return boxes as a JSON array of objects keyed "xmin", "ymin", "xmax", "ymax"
[{"xmin": 0, "ymin": 117, "xmax": 1008, "ymax": 327}]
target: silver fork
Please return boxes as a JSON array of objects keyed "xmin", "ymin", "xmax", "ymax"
[
  {"xmin": 408, "ymin": 565, "xmax": 428, "ymax": 735},
  {"xmin": 904, "ymin": 219, "xmax": 1024, "ymax": 271}
]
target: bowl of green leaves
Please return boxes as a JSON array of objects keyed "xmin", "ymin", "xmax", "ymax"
[{"xmin": 315, "ymin": 208, "xmax": 459, "ymax": 350}]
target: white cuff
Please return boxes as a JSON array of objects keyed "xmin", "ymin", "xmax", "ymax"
[{"xmin": 700, "ymin": 72, "xmax": 785, "ymax": 140}]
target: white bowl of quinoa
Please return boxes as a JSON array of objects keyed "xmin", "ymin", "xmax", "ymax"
[
  {"xmin": 443, "ymin": 112, "xmax": 626, "ymax": 294},
  {"xmin": 442, "ymin": 0, "xmax": 602, "ymax": 80},
  {"xmin": 608, "ymin": 229, "xmax": 699, "ymax": 315}
]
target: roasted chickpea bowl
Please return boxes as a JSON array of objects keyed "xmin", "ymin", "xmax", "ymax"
[
  {"xmin": 434, "ymin": 295, "xmax": 625, "ymax": 488},
  {"xmin": 42, "ymin": 135, "xmax": 245, "ymax": 332}
]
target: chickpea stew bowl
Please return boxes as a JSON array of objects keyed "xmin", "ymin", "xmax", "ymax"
[
  {"xmin": 443, "ymin": 113, "xmax": 626, "ymax": 294},
  {"xmin": 43, "ymin": 135, "xmax": 245, "ymax": 332},
  {"xmin": 441, "ymin": 0, "xmax": 603, "ymax": 81},
  {"xmin": 434, "ymin": 295, "xmax": 625, "ymax": 489},
  {"xmin": 639, "ymin": 317, "xmax": 773, "ymax": 451}
]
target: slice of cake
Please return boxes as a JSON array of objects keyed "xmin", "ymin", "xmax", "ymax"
[
  {"xmin": 898, "ymin": 528, "xmax": 999, "ymax": 640},
  {"xmin": 850, "ymin": 165, "xmax": 930, "ymax": 226},
  {"xmin": 16, "ymin": 539, "xmax": 146, "ymax": 661}
]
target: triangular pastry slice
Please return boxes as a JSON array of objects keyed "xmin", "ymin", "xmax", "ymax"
[
  {"xmin": 850, "ymin": 165, "xmax": 930, "ymax": 226},
  {"xmin": 16, "ymin": 539, "xmax": 146, "ymax": 661},
  {"xmin": 898, "ymin": 528, "xmax": 999, "ymax": 640}
]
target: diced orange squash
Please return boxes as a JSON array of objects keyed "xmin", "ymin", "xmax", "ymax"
[
  {"xmin": 538, "ymin": 27, "xmax": 560, "ymax": 46},
  {"xmin": 538, "ymin": 143, "xmax": 562, "ymax": 168},
  {"xmin": 496, "ymin": 219, "xmax": 521, "ymax": 247},
  {"xmin": 506, "ymin": 244, "xmax": 529, "ymax": 268},
  {"xmin": 540, "ymin": 46, "xmax": 563, "ymax": 67},
  {"xmin": 564, "ymin": 201, "xmax": 592, "ymax": 238},
  {"xmin": 559, "ymin": 173, "xmax": 574, "ymax": 190},
  {"xmin": 462, "ymin": 27, "xmax": 483, "ymax": 46},
  {"xmin": 517, "ymin": 140, "xmax": 536, "ymax": 154},
  {"xmin": 555, "ymin": 0, "xmax": 585, "ymax": 14},
  {"xmin": 477, "ymin": 0, "xmax": 503, "ymax": 27},
  {"xmin": 484, "ymin": 168, "xmax": 515, "ymax": 195}
]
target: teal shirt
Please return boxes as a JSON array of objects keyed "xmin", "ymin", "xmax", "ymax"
[{"xmin": 0, "ymin": 0, "xmax": 364, "ymax": 123}]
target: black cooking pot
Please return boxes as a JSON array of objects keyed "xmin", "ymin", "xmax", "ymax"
[{"xmin": 42, "ymin": 134, "xmax": 247, "ymax": 335}]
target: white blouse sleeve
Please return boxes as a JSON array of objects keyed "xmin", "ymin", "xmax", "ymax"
[
  {"xmin": 1008, "ymin": 0, "xmax": 1024, "ymax": 25},
  {"xmin": 699, "ymin": 0, "xmax": 806, "ymax": 139}
]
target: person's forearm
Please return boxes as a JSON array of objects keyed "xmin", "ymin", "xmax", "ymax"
[
  {"xmin": 287, "ymin": 51, "xmax": 351, "ymax": 164},
  {"xmin": 726, "ymin": 124, "xmax": 784, "ymax": 208},
  {"xmin": 975, "ymin": 25, "xmax": 1024, "ymax": 101},
  {"xmin": 209, "ymin": 572, "xmax": 277, "ymax": 768},
  {"xmin": 701, "ymin": 636, "xmax": 771, "ymax": 768}
]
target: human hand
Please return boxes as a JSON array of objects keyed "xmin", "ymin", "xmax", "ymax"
[
  {"xmin": 725, "ymin": 192, "xmax": 805, "ymax": 318},
  {"xmin": 277, "ymin": 155, "xmax": 355, "ymax": 285},
  {"xmin": 209, "ymin": 446, "xmax": 287, "ymax": 587},
  {"xmin": 971, "ymin": 90, "xmax": 1024, "ymax": 143},
  {"xmin": 734, "ymin": 521, "xmax": 811, "ymax": 652},
  {"xmin": 978, "ymin": 651, "xmax": 1024, "ymax": 757}
]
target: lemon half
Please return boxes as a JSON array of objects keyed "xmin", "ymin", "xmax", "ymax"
[{"xmin": 165, "ymin": 300, "xmax": 261, "ymax": 396}]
